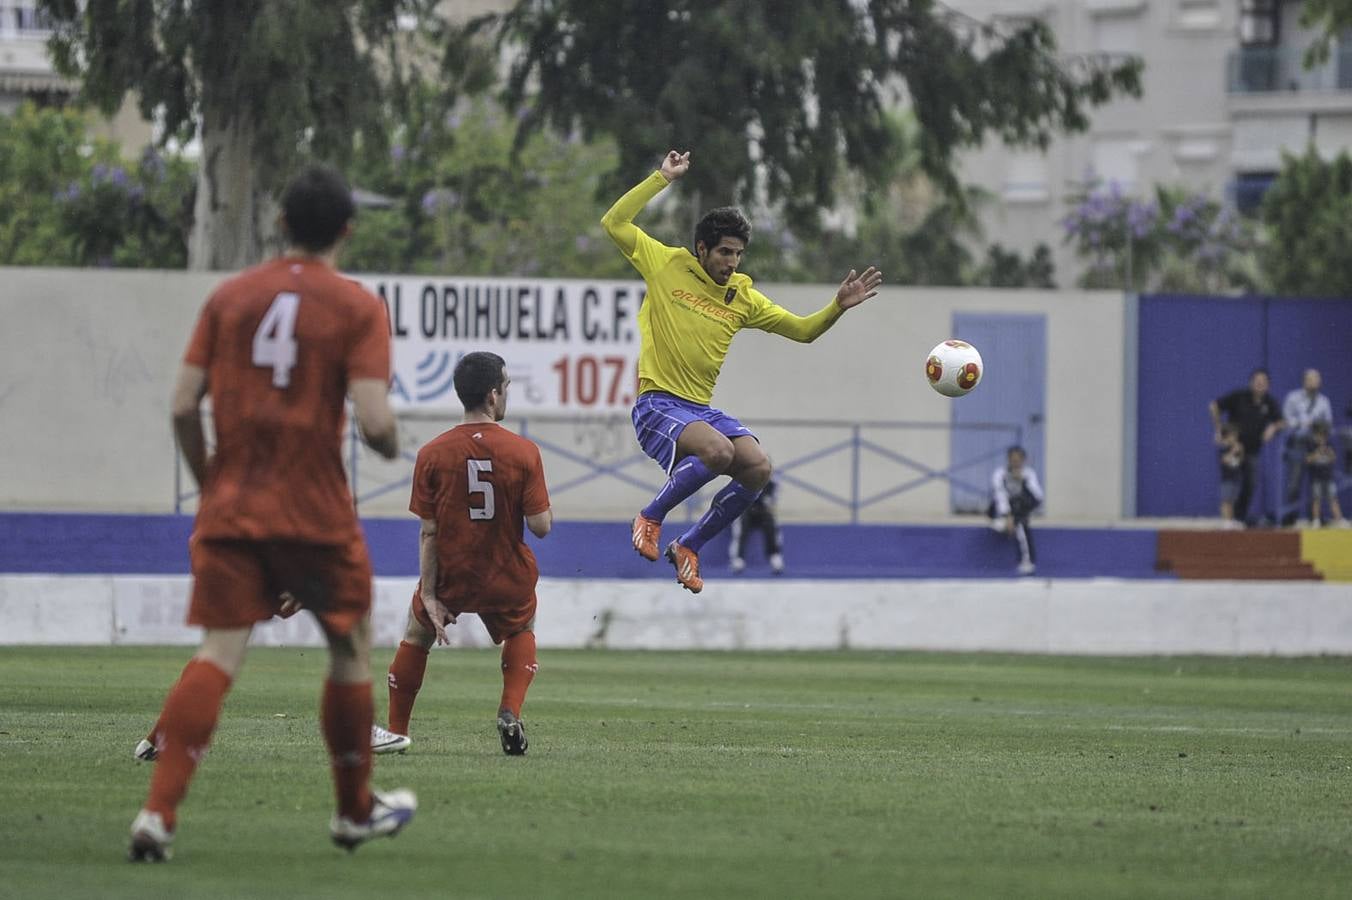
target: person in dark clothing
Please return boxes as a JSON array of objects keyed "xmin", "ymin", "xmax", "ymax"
[
  {"xmin": 728, "ymin": 476, "xmax": 783, "ymax": 574},
  {"xmin": 1209, "ymin": 368, "xmax": 1283, "ymax": 525}
]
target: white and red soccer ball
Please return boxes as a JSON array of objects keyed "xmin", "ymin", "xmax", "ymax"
[{"xmin": 925, "ymin": 340, "xmax": 983, "ymax": 398}]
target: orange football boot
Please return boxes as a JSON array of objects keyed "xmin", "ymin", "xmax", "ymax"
[
  {"xmin": 665, "ymin": 541, "xmax": 703, "ymax": 593},
  {"xmin": 631, "ymin": 514, "xmax": 661, "ymax": 561}
]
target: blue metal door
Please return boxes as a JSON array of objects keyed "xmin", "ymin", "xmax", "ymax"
[{"xmin": 949, "ymin": 313, "xmax": 1047, "ymax": 513}]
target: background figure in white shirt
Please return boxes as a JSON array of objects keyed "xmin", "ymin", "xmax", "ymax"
[
  {"xmin": 1280, "ymin": 369, "xmax": 1333, "ymax": 526},
  {"xmin": 988, "ymin": 446, "xmax": 1044, "ymax": 575}
]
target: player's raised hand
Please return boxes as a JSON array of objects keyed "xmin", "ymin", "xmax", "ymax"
[
  {"xmin": 660, "ymin": 150, "xmax": 692, "ymax": 182},
  {"xmin": 835, "ymin": 266, "xmax": 883, "ymax": 310},
  {"xmin": 421, "ymin": 593, "xmax": 457, "ymax": 646}
]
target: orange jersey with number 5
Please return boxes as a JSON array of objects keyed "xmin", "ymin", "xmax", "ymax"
[
  {"xmin": 410, "ymin": 423, "xmax": 550, "ymax": 610},
  {"xmin": 184, "ymin": 257, "xmax": 391, "ymax": 544}
]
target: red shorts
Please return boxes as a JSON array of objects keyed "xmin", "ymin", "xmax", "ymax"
[
  {"xmin": 409, "ymin": 590, "xmax": 536, "ymax": 645},
  {"xmin": 189, "ymin": 538, "xmax": 372, "ymax": 636}
]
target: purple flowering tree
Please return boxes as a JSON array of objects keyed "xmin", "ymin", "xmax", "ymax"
[
  {"xmin": 1062, "ymin": 180, "xmax": 1257, "ymax": 293},
  {"xmin": 0, "ymin": 103, "xmax": 193, "ymax": 267},
  {"xmin": 57, "ymin": 146, "xmax": 195, "ymax": 267}
]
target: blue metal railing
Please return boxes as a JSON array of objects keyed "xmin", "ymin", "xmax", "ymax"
[
  {"xmin": 1227, "ymin": 45, "xmax": 1352, "ymax": 94},
  {"xmin": 175, "ymin": 414, "xmax": 1024, "ymax": 522}
]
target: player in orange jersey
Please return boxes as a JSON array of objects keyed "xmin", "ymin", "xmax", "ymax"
[
  {"xmin": 127, "ymin": 166, "xmax": 416, "ymax": 862},
  {"xmin": 380, "ymin": 351, "xmax": 553, "ymax": 756}
]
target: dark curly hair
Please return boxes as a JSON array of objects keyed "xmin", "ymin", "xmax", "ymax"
[{"xmin": 693, "ymin": 206, "xmax": 751, "ymax": 255}]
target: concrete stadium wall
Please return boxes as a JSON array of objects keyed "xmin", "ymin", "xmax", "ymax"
[
  {"xmin": 4, "ymin": 574, "xmax": 1350, "ymax": 656},
  {"xmin": 0, "ymin": 268, "xmax": 1127, "ymax": 520}
]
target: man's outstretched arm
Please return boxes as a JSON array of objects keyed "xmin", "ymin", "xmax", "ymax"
[
  {"xmin": 601, "ymin": 150, "xmax": 690, "ymax": 256},
  {"xmin": 762, "ymin": 267, "xmax": 884, "ymax": 343}
]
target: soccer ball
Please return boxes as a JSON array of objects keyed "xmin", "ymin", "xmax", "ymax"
[{"xmin": 925, "ymin": 339, "xmax": 983, "ymax": 398}]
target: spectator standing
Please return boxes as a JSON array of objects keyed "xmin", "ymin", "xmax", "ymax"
[
  {"xmin": 1280, "ymin": 369, "xmax": 1333, "ymax": 526},
  {"xmin": 1209, "ymin": 368, "xmax": 1283, "ymax": 525}
]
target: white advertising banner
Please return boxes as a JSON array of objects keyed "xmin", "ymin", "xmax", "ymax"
[{"xmin": 355, "ymin": 275, "xmax": 646, "ymax": 414}]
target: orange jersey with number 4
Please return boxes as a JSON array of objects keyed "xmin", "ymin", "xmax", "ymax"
[
  {"xmin": 184, "ymin": 257, "xmax": 391, "ymax": 544},
  {"xmin": 410, "ymin": 423, "xmax": 550, "ymax": 610}
]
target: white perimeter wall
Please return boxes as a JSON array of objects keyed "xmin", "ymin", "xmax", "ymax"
[
  {"xmin": 4, "ymin": 575, "xmax": 1350, "ymax": 657},
  {"xmin": 0, "ymin": 269, "xmax": 1127, "ymax": 520}
]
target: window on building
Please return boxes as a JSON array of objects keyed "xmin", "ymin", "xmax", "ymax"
[
  {"xmin": 1177, "ymin": 0, "xmax": 1221, "ymax": 30},
  {"xmin": 1091, "ymin": 137, "xmax": 1145, "ymax": 192},
  {"xmin": 1233, "ymin": 171, "xmax": 1277, "ymax": 215},
  {"xmin": 1239, "ymin": 0, "xmax": 1280, "ymax": 46},
  {"xmin": 12, "ymin": 5, "xmax": 52, "ymax": 33},
  {"xmin": 1002, "ymin": 151, "xmax": 1051, "ymax": 203},
  {"xmin": 1093, "ymin": 13, "xmax": 1142, "ymax": 54}
]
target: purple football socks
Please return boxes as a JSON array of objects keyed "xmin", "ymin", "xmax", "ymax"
[
  {"xmin": 677, "ymin": 480, "xmax": 762, "ymax": 552},
  {"xmin": 642, "ymin": 456, "xmax": 718, "ymax": 522}
]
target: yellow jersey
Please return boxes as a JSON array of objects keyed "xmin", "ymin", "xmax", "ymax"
[{"xmin": 601, "ymin": 171, "xmax": 844, "ymax": 405}]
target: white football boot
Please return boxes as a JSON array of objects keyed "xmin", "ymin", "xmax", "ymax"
[
  {"xmin": 330, "ymin": 789, "xmax": 418, "ymax": 851},
  {"xmin": 371, "ymin": 724, "xmax": 411, "ymax": 755}
]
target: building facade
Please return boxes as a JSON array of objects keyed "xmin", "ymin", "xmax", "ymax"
[
  {"xmin": 0, "ymin": 2, "xmax": 72, "ymax": 112},
  {"xmin": 952, "ymin": 0, "xmax": 1345, "ymax": 286}
]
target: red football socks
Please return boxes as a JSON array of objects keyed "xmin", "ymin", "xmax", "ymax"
[
  {"xmin": 499, "ymin": 631, "xmax": 538, "ymax": 718},
  {"xmin": 321, "ymin": 679, "xmax": 374, "ymax": 823},
  {"xmin": 386, "ymin": 641, "xmax": 429, "ymax": 736},
  {"xmin": 144, "ymin": 658, "xmax": 233, "ymax": 831}
]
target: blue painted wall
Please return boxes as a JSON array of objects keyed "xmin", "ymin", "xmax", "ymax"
[
  {"xmin": 0, "ymin": 513, "xmax": 1165, "ymax": 580},
  {"xmin": 1136, "ymin": 294, "xmax": 1352, "ymax": 517},
  {"xmin": 950, "ymin": 313, "xmax": 1047, "ymax": 514}
]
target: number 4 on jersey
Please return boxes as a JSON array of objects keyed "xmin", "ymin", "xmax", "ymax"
[{"xmin": 252, "ymin": 292, "xmax": 300, "ymax": 388}]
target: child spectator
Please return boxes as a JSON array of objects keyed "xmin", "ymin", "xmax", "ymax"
[
  {"xmin": 1218, "ymin": 423, "xmax": 1245, "ymax": 529},
  {"xmin": 988, "ymin": 446, "xmax": 1043, "ymax": 575},
  {"xmin": 1305, "ymin": 421, "xmax": 1347, "ymax": 527}
]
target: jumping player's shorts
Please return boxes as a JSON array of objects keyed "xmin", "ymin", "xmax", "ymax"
[
  {"xmin": 188, "ymin": 537, "xmax": 372, "ymax": 636},
  {"xmin": 631, "ymin": 390, "xmax": 756, "ymax": 474},
  {"xmin": 410, "ymin": 590, "xmax": 536, "ymax": 645}
]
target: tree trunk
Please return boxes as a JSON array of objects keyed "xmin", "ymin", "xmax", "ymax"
[{"xmin": 187, "ymin": 108, "xmax": 280, "ymax": 271}]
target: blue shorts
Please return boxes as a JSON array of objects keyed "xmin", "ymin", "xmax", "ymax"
[{"xmin": 631, "ymin": 391, "xmax": 755, "ymax": 474}]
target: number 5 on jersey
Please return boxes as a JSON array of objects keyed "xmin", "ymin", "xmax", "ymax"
[
  {"xmin": 252, "ymin": 291, "xmax": 300, "ymax": 388},
  {"xmin": 468, "ymin": 459, "xmax": 495, "ymax": 520}
]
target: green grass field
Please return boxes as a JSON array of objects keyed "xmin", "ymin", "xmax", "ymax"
[{"xmin": 2, "ymin": 647, "xmax": 1351, "ymax": 899}]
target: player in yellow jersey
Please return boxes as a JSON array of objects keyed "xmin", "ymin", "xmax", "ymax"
[{"xmin": 602, "ymin": 149, "xmax": 882, "ymax": 592}]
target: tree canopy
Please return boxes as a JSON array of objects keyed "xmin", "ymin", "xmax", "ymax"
[
  {"xmin": 33, "ymin": 1, "xmax": 1140, "ymax": 274},
  {"xmin": 0, "ymin": 103, "xmax": 190, "ymax": 268},
  {"xmin": 482, "ymin": 0, "xmax": 1142, "ymax": 220},
  {"xmin": 344, "ymin": 96, "xmax": 631, "ymax": 278},
  {"xmin": 1259, "ymin": 148, "xmax": 1352, "ymax": 298},
  {"xmin": 39, "ymin": 0, "xmax": 474, "ymax": 269},
  {"xmin": 1299, "ymin": 0, "xmax": 1352, "ymax": 64}
]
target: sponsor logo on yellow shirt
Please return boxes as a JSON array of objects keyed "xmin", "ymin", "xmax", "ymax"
[{"xmin": 671, "ymin": 288, "xmax": 738, "ymax": 323}]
